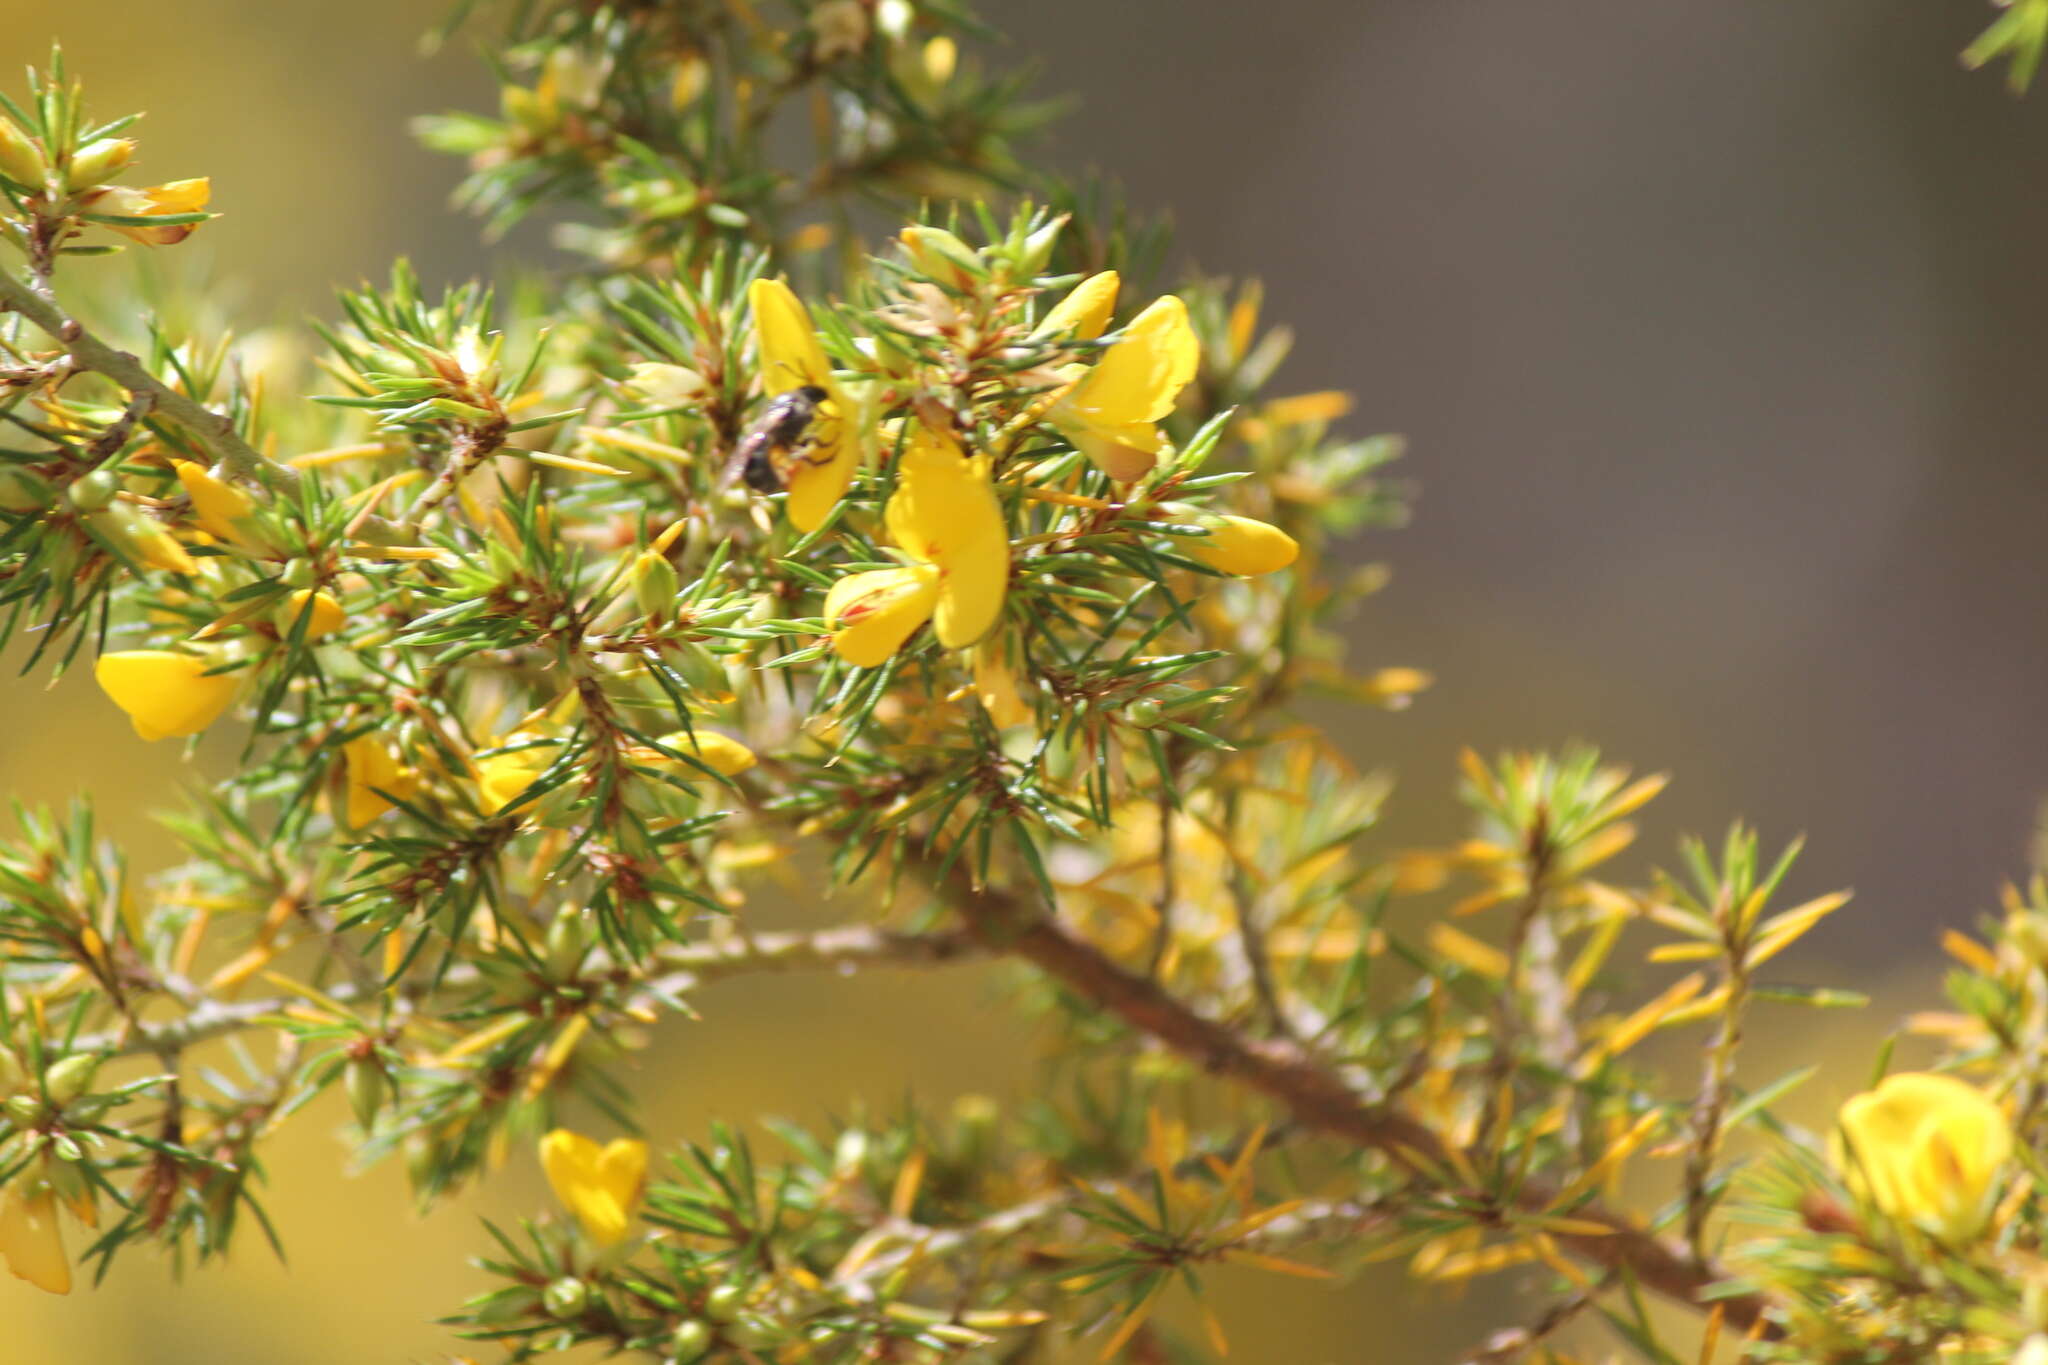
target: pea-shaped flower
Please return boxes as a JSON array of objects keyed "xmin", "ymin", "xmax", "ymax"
[
  {"xmin": 1187, "ymin": 514, "xmax": 1299, "ymax": 577},
  {"xmin": 343, "ymin": 734, "xmax": 421, "ymax": 827},
  {"xmin": 1045, "ymin": 287, "xmax": 1199, "ymax": 482},
  {"xmin": 1835, "ymin": 1071, "xmax": 2012, "ymax": 1243},
  {"xmin": 649, "ymin": 729, "xmax": 756, "ymax": 780},
  {"xmin": 87, "ymin": 177, "xmax": 212, "ymax": 246},
  {"xmin": 540, "ymin": 1129, "xmax": 648, "ymax": 1246},
  {"xmin": 94, "ymin": 649, "xmax": 238, "ymax": 742},
  {"xmin": 748, "ymin": 277, "xmax": 861, "ymax": 532},
  {"xmin": 824, "ymin": 423, "xmax": 1008, "ymax": 667},
  {"xmin": 0, "ymin": 1181, "xmax": 69, "ymax": 1294}
]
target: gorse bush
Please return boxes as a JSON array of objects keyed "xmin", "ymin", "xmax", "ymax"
[{"xmin": 0, "ymin": 2, "xmax": 2041, "ymax": 1361}]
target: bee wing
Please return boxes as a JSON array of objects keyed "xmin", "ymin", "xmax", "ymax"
[{"xmin": 719, "ymin": 433, "xmax": 759, "ymax": 490}]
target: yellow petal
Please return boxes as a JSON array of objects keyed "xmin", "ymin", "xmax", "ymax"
[
  {"xmin": 1062, "ymin": 294, "xmax": 1197, "ymax": 426},
  {"xmin": 94, "ymin": 650, "xmax": 238, "ymax": 742},
  {"xmin": 884, "ymin": 425, "xmax": 1008, "ymax": 648},
  {"xmin": 474, "ymin": 735, "xmax": 558, "ymax": 815},
  {"xmin": 344, "ymin": 735, "xmax": 420, "ymax": 827},
  {"xmin": 98, "ymin": 177, "xmax": 211, "ymax": 245},
  {"xmin": 972, "ymin": 647, "xmax": 1034, "ymax": 729},
  {"xmin": 284, "ymin": 589, "xmax": 347, "ymax": 641},
  {"xmin": 1836, "ymin": 1072, "xmax": 2012, "ymax": 1242},
  {"xmin": 748, "ymin": 277, "xmax": 833, "ymax": 394},
  {"xmin": 174, "ymin": 460, "xmax": 255, "ymax": 542},
  {"xmin": 653, "ymin": 729, "xmax": 756, "ymax": 778},
  {"xmin": 0, "ymin": 1187, "xmax": 70, "ymax": 1294},
  {"xmin": 783, "ymin": 419, "xmax": 859, "ymax": 533},
  {"xmin": 1065, "ymin": 421, "xmax": 1164, "ymax": 483},
  {"xmin": 540, "ymin": 1129, "xmax": 646, "ymax": 1247},
  {"xmin": 1189, "ymin": 515, "xmax": 1299, "ymax": 576},
  {"xmin": 824, "ymin": 564, "xmax": 940, "ymax": 667},
  {"xmin": 1033, "ymin": 270, "xmax": 1120, "ymax": 341}
]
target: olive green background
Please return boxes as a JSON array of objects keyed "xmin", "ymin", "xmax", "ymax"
[{"xmin": 1, "ymin": 1, "xmax": 2044, "ymax": 1359}]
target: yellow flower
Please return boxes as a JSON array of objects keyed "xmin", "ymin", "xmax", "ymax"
[
  {"xmin": 1188, "ymin": 514, "xmax": 1299, "ymax": 576},
  {"xmin": 1033, "ymin": 270, "xmax": 1119, "ymax": 342},
  {"xmin": 824, "ymin": 424, "xmax": 1008, "ymax": 666},
  {"xmin": 1835, "ymin": 1072, "xmax": 2012, "ymax": 1243},
  {"xmin": 0, "ymin": 1184, "xmax": 69, "ymax": 1294},
  {"xmin": 972, "ymin": 646, "xmax": 1034, "ymax": 729},
  {"xmin": 94, "ymin": 649, "xmax": 238, "ymax": 742},
  {"xmin": 540, "ymin": 1129, "xmax": 648, "ymax": 1246},
  {"xmin": 174, "ymin": 460, "xmax": 256, "ymax": 542},
  {"xmin": 343, "ymin": 735, "xmax": 420, "ymax": 827},
  {"xmin": 89, "ymin": 177, "xmax": 211, "ymax": 245},
  {"xmin": 474, "ymin": 734, "xmax": 561, "ymax": 816},
  {"xmin": 747, "ymin": 277, "xmax": 861, "ymax": 531},
  {"xmin": 649, "ymin": 729, "xmax": 756, "ymax": 780},
  {"xmin": 1047, "ymin": 293, "xmax": 1198, "ymax": 481},
  {"xmin": 283, "ymin": 589, "xmax": 347, "ymax": 641}
]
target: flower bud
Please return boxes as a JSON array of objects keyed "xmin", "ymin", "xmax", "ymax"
[
  {"xmin": 1126, "ymin": 698, "xmax": 1164, "ymax": 728},
  {"xmin": 64, "ymin": 137, "xmax": 135, "ymax": 191},
  {"xmin": 87, "ymin": 503, "xmax": 197, "ymax": 575},
  {"xmin": 726, "ymin": 1315, "xmax": 780, "ymax": 1350},
  {"xmin": 703, "ymin": 1282, "xmax": 745, "ymax": 1323},
  {"xmin": 0, "ymin": 467, "xmax": 55, "ymax": 514},
  {"xmin": 5, "ymin": 1094, "xmax": 43, "ymax": 1124},
  {"xmin": 631, "ymin": 550, "xmax": 681, "ymax": 620},
  {"xmin": 345, "ymin": 1056, "xmax": 386, "ymax": 1129},
  {"xmin": 1187, "ymin": 514, "xmax": 1299, "ymax": 577},
  {"xmin": 900, "ymin": 225, "xmax": 980, "ymax": 288},
  {"xmin": 0, "ymin": 1046, "xmax": 24, "ymax": 1093},
  {"xmin": 652, "ymin": 729, "xmax": 755, "ymax": 781},
  {"xmin": 543, "ymin": 1276, "xmax": 589, "ymax": 1319},
  {"xmin": 544, "ymin": 911, "xmax": 589, "ymax": 980},
  {"xmin": 66, "ymin": 470, "xmax": 120, "ymax": 513},
  {"xmin": 1015, "ymin": 213, "xmax": 1070, "ymax": 278},
  {"xmin": 0, "ymin": 118, "xmax": 48, "ymax": 188},
  {"xmin": 43, "ymin": 1054, "xmax": 100, "ymax": 1107},
  {"xmin": 670, "ymin": 1319, "xmax": 713, "ymax": 1363},
  {"xmin": 624, "ymin": 362, "xmax": 708, "ymax": 409}
]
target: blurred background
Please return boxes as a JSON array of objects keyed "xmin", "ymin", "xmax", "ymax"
[{"xmin": 1, "ymin": 0, "xmax": 2045, "ymax": 1359}]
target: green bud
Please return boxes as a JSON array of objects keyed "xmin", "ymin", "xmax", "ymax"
[
  {"xmin": 66, "ymin": 469, "xmax": 120, "ymax": 513},
  {"xmin": 1127, "ymin": 698, "xmax": 1165, "ymax": 728},
  {"xmin": 65, "ymin": 137, "xmax": 135, "ymax": 191},
  {"xmin": 0, "ymin": 468, "xmax": 56, "ymax": 514},
  {"xmin": 5, "ymin": 1093, "xmax": 43, "ymax": 1124},
  {"xmin": 345, "ymin": 1055, "xmax": 387, "ymax": 1129},
  {"xmin": 544, "ymin": 910, "xmax": 589, "ymax": 980},
  {"xmin": 0, "ymin": 119, "xmax": 48, "ymax": 189},
  {"xmin": 543, "ymin": 1276, "xmax": 589, "ymax": 1319},
  {"xmin": 669, "ymin": 1320, "xmax": 712, "ymax": 1363},
  {"xmin": 44, "ymin": 1053, "xmax": 100, "ymax": 1106},
  {"xmin": 0, "ymin": 1045, "xmax": 27, "ymax": 1093},
  {"xmin": 632, "ymin": 549, "xmax": 681, "ymax": 620},
  {"xmin": 725, "ymin": 1314, "xmax": 779, "ymax": 1350},
  {"xmin": 702, "ymin": 1282, "xmax": 745, "ymax": 1323},
  {"xmin": 1015, "ymin": 213, "xmax": 1070, "ymax": 277}
]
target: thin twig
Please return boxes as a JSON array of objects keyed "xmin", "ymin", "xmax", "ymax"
[{"xmin": 85, "ymin": 925, "xmax": 985, "ymax": 1058}]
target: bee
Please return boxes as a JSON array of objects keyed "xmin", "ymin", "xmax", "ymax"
[{"xmin": 724, "ymin": 384, "xmax": 832, "ymax": 494}]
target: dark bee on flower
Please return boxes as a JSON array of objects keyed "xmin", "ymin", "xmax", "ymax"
[{"xmin": 724, "ymin": 384, "xmax": 832, "ymax": 494}]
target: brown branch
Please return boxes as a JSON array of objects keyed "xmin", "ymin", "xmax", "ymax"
[
  {"xmin": 937, "ymin": 870, "xmax": 1775, "ymax": 1335},
  {"xmin": 0, "ymin": 269, "xmax": 292, "ymax": 493}
]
